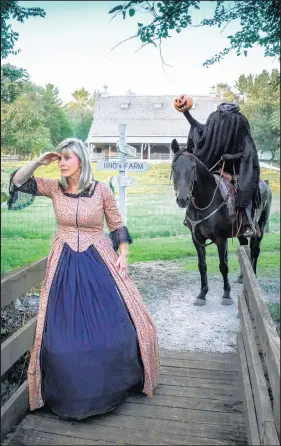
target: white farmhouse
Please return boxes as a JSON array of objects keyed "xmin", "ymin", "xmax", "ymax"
[{"xmin": 86, "ymin": 87, "xmax": 222, "ymax": 161}]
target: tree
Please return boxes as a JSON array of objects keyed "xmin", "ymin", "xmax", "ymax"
[
  {"xmin": 1, "ymin": 63, "xmax": 29, "ymax": 104},
  {"xmin": 1, "ymin": 96, "xmax": 53, "ymax": 157},
  {"xmin": 75, "ymin": 113, "xmax": 94, "ymax": 141},
  {"xmin": 215, "ymin": 83, "xmax": 238, "ymax": 102},
  {"xmin": 1, "ymin": 80, "xmax": 75, "ymax": 156},
  {"xmin": 66, "ymin": 88, "xmax": 96, "ymax": 113},
  {"xmin": 220, "ymin": 69, "xmax": 280, "ymax": 161},
  {"xmin": 65, "ymin": 88, "xmax": 98, "ymax": 141},
  {"xmin": 1, "ymin": 0, "xmax": 45, "ymax": 59},
  {"xmin": 41, "ymin": 84, "xmax": 74, "ymax": 146},
  {"xmin": 109, "ymin": 0, "xmax": 280, "ymax": 66}
]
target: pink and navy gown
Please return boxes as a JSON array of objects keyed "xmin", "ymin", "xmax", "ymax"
[{"xmin": 8, "ymin": 174, "xmax": 160, "ymax": 420}]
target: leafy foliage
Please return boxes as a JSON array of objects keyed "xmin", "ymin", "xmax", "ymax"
[
  {"xmin": 1, "ymin": 0, "xmax": 45, "ymax": 59},
  {"xmin": 1, "ymin": 73, "xmax": 74, "ymax": 156},
  {"xmin": 109, "ymin": 0, "xmax": 280, "ymax": 66},
  {"xmin": 1, "ymin": 96, "xmax": 53, "ymax": 157},
  {"xmin": 65, "ymin": 88, "xmax": 99, "ymax": 141},
  {"xmin": 215, "ymin": 69, "xmax": 280, "ymax": 160},
  {"xmin": 41, "ymin": 84, "xmax": 73, "ymax": 146},
  {"xmin": 1, "ymin": 63, "xmax": 29, "ymax": 104},
  {"xmin": 1, "ymin": 74, "xmax": 100, "ymax": 156}
]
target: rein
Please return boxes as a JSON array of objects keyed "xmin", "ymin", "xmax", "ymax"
[{"xmin": 191, "ymin": 160, "xmax": 226, "ymax": 211}]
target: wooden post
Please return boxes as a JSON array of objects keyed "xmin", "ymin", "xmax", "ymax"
[{"xmin": 119, "ymin": 124, "xmax": 127, "ymax": 224}]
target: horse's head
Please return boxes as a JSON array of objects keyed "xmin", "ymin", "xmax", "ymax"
[{"xmin": 171, "ymin": 139, "xmax": 196, "ymax": 208}]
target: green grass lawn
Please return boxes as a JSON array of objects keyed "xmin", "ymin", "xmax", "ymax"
[
  {"xmin": 2, "ymin": 232, "xmax": 280, "ymax": 276},
  {"xmin": 267, "ymin": 303, "xmax": 281, "ymax": 323},
  {"xmin": 2, "ymin": 162, "xmax": 280, "ymax": 274}
]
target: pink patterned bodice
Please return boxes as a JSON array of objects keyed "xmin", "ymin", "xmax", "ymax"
[{"xmin": 13, "ymin": 177, "xmax": 127, "ymax": 252}]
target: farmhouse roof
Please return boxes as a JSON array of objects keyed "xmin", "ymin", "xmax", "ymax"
[{"xmin": 87, "ymin": 95, "xmax": 222, "ymax": 144}]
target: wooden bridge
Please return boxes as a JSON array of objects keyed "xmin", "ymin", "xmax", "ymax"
[{"xmin": 1, "ymin": 247, "xmax": 280, "ymax": 445}]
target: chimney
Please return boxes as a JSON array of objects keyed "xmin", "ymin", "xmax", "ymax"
[
  {"xmin": 126, "ymin": 89, "xmax": 136, "ymax": 96},
  {"xmin": 209, "ymin": 85, "xmax": 216, "ymax": 98},
  {"xmin": 101, "ymin": 84, "xmax": 108, "ymax": 97}
]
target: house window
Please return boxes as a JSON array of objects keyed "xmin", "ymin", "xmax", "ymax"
[
  {"xmin": 154, "ymin": 103, "xmax": 163, "ymax": 108},
  {"xmin": 192, "ymin": 102, "xmax": 197, "ymax": 109},
  {"xmin": 120, "ymin": 102, "xmax": 129, "ymax": 109}
]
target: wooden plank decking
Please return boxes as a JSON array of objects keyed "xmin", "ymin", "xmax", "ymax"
[{"xmin": 3, "ymin": 351, "xmax": 247, "ymax": 445}]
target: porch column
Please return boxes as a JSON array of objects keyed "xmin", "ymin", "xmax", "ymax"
[{"xmin": 148, "ymin": 143, "xmax": 151, "ymax": 160}]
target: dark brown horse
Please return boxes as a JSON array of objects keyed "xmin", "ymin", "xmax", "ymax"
[{"xmin": 171, "ymin": 139, "xmax": 272, "ymax": 306}]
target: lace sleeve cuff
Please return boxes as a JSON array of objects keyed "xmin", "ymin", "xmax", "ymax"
[
  {"xmin": 109, "ymin": 226, "xmax": 133, "ymax": 251},
  {"xmin": 7, "ymin": 169, "xmax": 38, "ymax": 210}
]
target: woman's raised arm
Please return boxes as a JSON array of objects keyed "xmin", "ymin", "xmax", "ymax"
[{"xmin": 12, "ymin": 152, "xmax": 60, "ymax": 187}]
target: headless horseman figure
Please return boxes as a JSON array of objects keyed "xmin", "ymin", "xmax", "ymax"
[{"xmin": 183, "ymin": 103, "xmax": 261, "ymax": 236}]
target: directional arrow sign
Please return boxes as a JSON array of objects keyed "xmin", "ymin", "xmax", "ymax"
[
  {"xmin": 97, "ymin": 160, "xmax": 123, "ymax": 171},
  {"xmin": 111, "ymin": 176, "xmax": 137, "ymax": 187},
  {"xmin": 97, "ymin": 160, "xmax": 150, "ymax": 172},
  {"xmin": 124, "ymin": 161, "xmax": 150, "ymax": 172},
  {"xmin": 116, "ymin": 142, "xmax": 137, "ymax": 157}
]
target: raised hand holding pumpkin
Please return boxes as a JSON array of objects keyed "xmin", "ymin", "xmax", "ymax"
[{"xmin": 174, "ymin": 94, "xmax": 193, "ymax": 112}]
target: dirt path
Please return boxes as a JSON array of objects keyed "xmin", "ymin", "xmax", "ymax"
[{"xmin": 129, "ymin": 261, "xmax": 279, "ymax": 354}]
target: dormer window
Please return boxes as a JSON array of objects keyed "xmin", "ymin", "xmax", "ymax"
[
  {"xmin": 154, "ymin": 102, "xmax": 163, "ymax": 108},
  {"xmin": 120, "ymin": 102, "xmax": 129, "ymax": 109}
]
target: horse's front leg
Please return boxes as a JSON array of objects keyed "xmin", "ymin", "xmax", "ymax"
[
  {"xmin": 192, "ymin": 236, "xmax": 208, "ymax": 306},
  {"xmin": 217, "ymin": 238, "xmax": 233, "ymax": 305}
]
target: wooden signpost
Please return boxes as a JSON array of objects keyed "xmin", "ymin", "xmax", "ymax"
[{"xmin": 96, "ymin": 124, "xmax": 150, "ymax": 223}]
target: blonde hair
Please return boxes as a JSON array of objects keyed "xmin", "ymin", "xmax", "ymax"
[{"xmin": 56, "ymin": 138, "xmax": 94, "ymax": 191}]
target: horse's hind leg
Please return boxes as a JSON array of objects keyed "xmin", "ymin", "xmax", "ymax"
[
  {"xmin": 192, "ymin": 237, "xmax": 208, "ymax": 306},
  {"xmin": 250, "ymin": 217, "xmax": 266, "ymax": 275},
  {"xmin": 217, "ymin": 238, "xmax": 233, "ymax": 305},
  {"xmin": 237, "ymin": 235, "xmax": 249, "ymax": 283},
  {"xmin": 251, "ymin": 191, "xmax": 272, "ymax": 274}
]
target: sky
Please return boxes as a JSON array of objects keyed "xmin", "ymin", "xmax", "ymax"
[{"xmin": 4, "ymin": 0, "xmax": 280, "ymax": 104}]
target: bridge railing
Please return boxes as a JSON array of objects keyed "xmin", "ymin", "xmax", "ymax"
[
  {"xmin": 1, "ymin": 258, "xmax": 47, "ymax": 440},
  {"xmin": 237, "ymin": 246, "xmax": 280, "ymax": 445}
]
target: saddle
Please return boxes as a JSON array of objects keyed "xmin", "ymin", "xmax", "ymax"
[
  {"xmin": 216, "ymin": 169, "xmax": 234, "ymax": 184},
  {"xmin": 213, "ymin": 171, "xmax": 266, "ymax": 237}
]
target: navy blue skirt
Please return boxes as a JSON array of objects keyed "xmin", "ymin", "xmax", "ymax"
[{"xmin": 41, "ymin": 244, "xmax": 143, "ymax": 420}]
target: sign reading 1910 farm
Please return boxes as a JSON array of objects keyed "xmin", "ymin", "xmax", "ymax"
[
  {"xmin": 97, "ymin": 160, "xmax": 150, "ymax": 172},
  {"xmin": 96, "ymin": 124, "xmax": 150, "ymax": 223}
]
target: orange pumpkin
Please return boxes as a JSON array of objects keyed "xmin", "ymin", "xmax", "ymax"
[{"xmin": 174, "ymin": 94, "xmax": 193, "ymax": 112}]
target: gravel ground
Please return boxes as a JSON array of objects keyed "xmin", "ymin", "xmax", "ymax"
[{"xmin": 129, "ymin": 261, "xmax": 280, "ymax": 354}]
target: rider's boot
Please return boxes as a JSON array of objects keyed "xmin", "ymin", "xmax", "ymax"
[{"xmin": 243, "ymin": 203, "xmax": 256, "ymax": 237}]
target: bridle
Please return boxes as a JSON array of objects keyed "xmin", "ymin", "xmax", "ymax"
[
  {"xmin": 171, "ymin": 151, "xmax": 229, "ymax": 247},
  {"xmin": 171, "ymin": 151, "xmax": 226, "ymax": 210}
]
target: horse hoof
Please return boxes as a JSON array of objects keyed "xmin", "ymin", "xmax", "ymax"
[
  {"xmin": 194, "ymin": 299, "xmax": 207, "ymax": 306},
  {"xmin": 236, "ymin": 276, "xmax": 244, "ymax": 284},
  {"xmin": 221, "ymin": 298, "xmax": 233, "ymax": 305}
]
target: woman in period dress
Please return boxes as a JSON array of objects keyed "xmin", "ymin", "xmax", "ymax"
[{"xmin": 9, "ymin": 138, "xmax": 160, "ymax": 420}]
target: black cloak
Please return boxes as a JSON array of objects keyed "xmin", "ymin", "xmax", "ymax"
[{"xmin": 184, "ymin": 103, "xmax": 260, "ymax": 209}]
